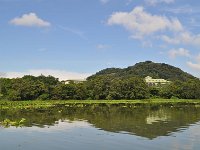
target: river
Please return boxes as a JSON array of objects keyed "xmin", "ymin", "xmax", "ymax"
[{"xmin": 0, "ymin": 105, "xmax": 200, "ymax": 150}]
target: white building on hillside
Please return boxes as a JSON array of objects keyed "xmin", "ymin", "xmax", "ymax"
[{"xmin": 145, "ymin": 76, "xmax": 170, "ymax": 86}]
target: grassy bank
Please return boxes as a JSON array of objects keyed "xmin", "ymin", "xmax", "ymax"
[{"xmin": 0, "ymin": 99, "xmax": 200, "ymax": 110}]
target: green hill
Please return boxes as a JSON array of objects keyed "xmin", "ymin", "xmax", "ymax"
[{"xmin": 88, "ymin": 61, "xmax": 196, "ymax": 81}]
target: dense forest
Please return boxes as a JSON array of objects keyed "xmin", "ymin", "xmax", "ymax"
[
  {"xmin": 0, "ymin": 61, "xmax": 200, "ymax": 100},
  {"xmin": 89, "ymin": 61, "xmax": 196, "ymax": 81}
]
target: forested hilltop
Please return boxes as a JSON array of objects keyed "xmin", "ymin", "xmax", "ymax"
[
  {"xmin": 0, "ymin": 61, "xmax": 200, "ymax": 101},
  {"xmin": 88, "ymin": 61, "xmax": 196, "ymax": 81}
]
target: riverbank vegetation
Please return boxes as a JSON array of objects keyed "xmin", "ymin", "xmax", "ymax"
[
  {"xmin": 0, "ymin": 61, "xmax": 200, "ymax": 101},
  {"xmin": 0, "ymin": 74, "xmax": 200, "ymax": 101}
]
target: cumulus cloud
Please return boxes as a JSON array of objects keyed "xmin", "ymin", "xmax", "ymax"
[
  {"xmin": 161, "ymin": 32, "xmax": 200, "ymax": 46},
  {"xmin": 145, "ymin": 0, "xmax": 175, "ymax": 6},
  {"xmin": 187, "ymin": 54, "xmax": 200, "ymax": 71},
  {"xmin": 167, "ymin": 48, "xmax": 200, "ymax": 72},
  {"xmin": 168, "ymin": 48, "xmax": 190, "ymax": 58},
  {"xmin": 107, "ymin": 6, "xmax": 183, "ymax": 39},
  {"xmin": 10, "ymin": 13, "xmax": 51, "ymax": 27},
  {"xmin": 2, "ymin": 69, "xmax": 92, "ymax": 81},
  {"xmin": 187, "ymin": 62, "xmax": 200, "ymax": 70},
  {"xmin": 107, "ymin": 6, "xmax": 200, "ymax": 47}
]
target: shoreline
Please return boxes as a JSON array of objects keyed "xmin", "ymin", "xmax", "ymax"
[{"xmin": 0, "ymin": 99, "xmax": 200, "ymax": 109}]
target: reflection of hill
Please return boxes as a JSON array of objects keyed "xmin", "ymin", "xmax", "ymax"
[
  {"xmin": 1, "ymin": 105, "xmax": 200, "ymax": 139},
  {"xmin": 74, "ymin": 106, "xmax": 200, "ymax": 139}
]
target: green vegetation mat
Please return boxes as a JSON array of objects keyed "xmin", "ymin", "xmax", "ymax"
[{"xmin": 0, "ymin": 99, "xmax": 200, "ymax": 110}]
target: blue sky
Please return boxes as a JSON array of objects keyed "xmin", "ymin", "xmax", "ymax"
[{"xmin": 0, "ymin": 0, "xmax": 200, "ymax": 80}]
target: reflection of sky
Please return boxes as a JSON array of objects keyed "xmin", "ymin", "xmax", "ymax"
[
  {"xmin": 0, "ymin": 120, "xmax": 200, "ymax": 150},
  {"xmin": 170, "ymin": 122, "xmax": 200, "ymax": 150},
  {"xmin": 2, "ymin": 120, "xmax": 92, "ymax": 133}
]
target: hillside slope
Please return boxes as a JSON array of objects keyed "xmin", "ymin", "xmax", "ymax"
[{"xmin": 88, "ymin": 61, "xmax": 196, "ymax": 81}]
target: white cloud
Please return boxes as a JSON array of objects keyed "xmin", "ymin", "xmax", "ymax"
[
  {"xmin": 146, "ymin": 0, "xmax": 175, "ymax": 6},
  {"xmin": 10, "ymin": 13, "xmax": 51, "ymax": 27},
  {"xmin": 161, "ymin": 32, "xmax": 200, "ymax": 46},
  {"xmin": 0, "ymin": 72, "xmax": 6, "ymax": 77},
  {"xmin": 187, "ymin": 62, "xmax": 200, "ymax": 71},
  {"xmin": 107, "ymin": 6, "xmax": 183, "ymax": 39},
  {"xmin": 187, "ymin": 54, "xmax": 200, "ymax": 71},
  {"xmin": 197, "ymin": 55, "xmax": 200, "ymax": 62},
  {"xmin": 168, "ymin": 48, "xmax": 190, "ymax": 58},
  {"xmin": 163, "ymin": 5, "xmax": 200, "ymax": 14},
  {"xmin": 107, "ymin": 6, "xmax": 200, "ymax": 47},
  {"xmin": 2, "ymin": 69, "xmax": 92, "ymax": 81},
  {"xmin": 100, "ymin": 0, "xmax": 109, "ymax": 4}
]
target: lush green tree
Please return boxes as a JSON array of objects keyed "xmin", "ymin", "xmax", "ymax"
[
  {"xmin": 179, "ymin": 79, "xmax": 200, "ymax": 99},
  {"xmin": 7, "ymin": 90, "xmax": 21, "ymax": 101},
  {"xmin": 120, "ymin": 77, "xmax": 149, "ymax": 99},
  {"xmin": 51, "ymin": 83, "xmax": 76, "ymax": 100},
  {"xmin": 0, "ymin": 72, "xmax": 200, "ymax": 101},
  {"xmin": 86, "ymin": 75, "xmax": 114, "ymax": 100},
  {"xmin": 74, "ymin": 83, "xmax": 88, "ymax": 100},
  {"xmin": 0, "ymin": 78, "xmax": 12, "ymax": 99},
  {"xmin": 148, "ymin": 87, "xmax": 160, "ymax": 98},
  {"xmin": 107, "ymin": 79, "xmax": 124, "ymax": 100}
]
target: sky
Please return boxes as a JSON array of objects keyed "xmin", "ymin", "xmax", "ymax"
[{"xmin": 0, "ymin": 0, "xmax": 200, "ymax": 80}]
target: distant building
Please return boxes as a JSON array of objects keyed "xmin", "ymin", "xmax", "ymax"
[
  {"xmin": 62, "ymin": 79, "xmax": 87, "ymax": 84},
  {"xmin": 145, "ymin": 76, "xmax": 170, "ymax": 86}
]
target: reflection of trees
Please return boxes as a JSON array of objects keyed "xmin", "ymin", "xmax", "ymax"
[
  {"xmin": 1, "ymin": 105, "xmax": 200, "ymax": 139},
  {"xmin": 75, "ymin": 106, "xmax": 200, "ymax": 139}
]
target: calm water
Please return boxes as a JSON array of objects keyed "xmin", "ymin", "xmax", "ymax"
[{"xmin": 1, "ymin": 105, "xmax": 200, "ymax": 150}]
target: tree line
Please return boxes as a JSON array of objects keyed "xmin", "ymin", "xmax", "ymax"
[{"xmin": 0, "ymin": 75, "xmax": 200, "ymax": 101}]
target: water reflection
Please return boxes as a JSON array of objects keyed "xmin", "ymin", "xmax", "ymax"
[{"xmin": 1, "ymin": 105, "xmax": 200, "ymax": 139}]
